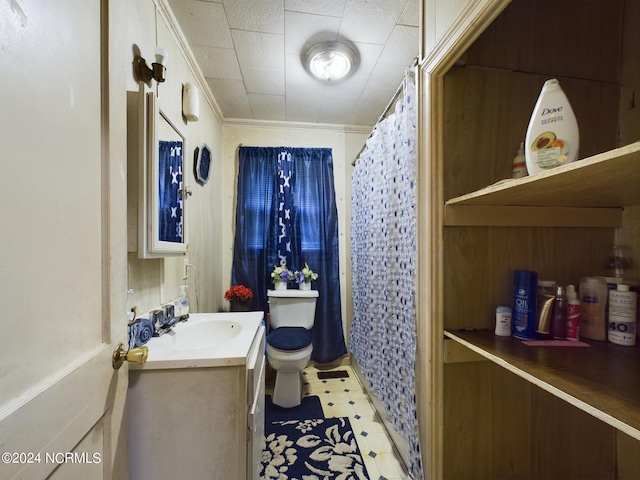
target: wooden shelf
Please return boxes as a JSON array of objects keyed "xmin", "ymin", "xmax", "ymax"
[
  {"xmin": 446, "ymin": 142, "xmax": 640, "ymax": 209},
  {"xmin": 444, "ymin": 329, "xmax": 640, "ymax": 441}
]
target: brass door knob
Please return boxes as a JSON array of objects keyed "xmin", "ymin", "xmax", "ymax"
[{"xmin": 112, "ymin": 343, "xmax": 148, "ymax": 370}]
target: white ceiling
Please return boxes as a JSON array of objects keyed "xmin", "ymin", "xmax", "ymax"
[{"xmin": 167, "ymin": 0, "xmax": 419, "ymax": 127}]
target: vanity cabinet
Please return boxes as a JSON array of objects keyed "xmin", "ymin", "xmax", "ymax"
[
  {"xmin": 419, "ymin": 0, "xmax": 640, "ymax": 478},
  {"xmin": 128, "ymin": 324, "xmax": 265, "ymax": 480}
]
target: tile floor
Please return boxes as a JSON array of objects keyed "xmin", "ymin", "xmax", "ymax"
[{"xmin": 267, "ymin": 364, "xmax": 410, "ymax": 480}]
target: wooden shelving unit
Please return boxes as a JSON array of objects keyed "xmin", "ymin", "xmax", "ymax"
[
  {"xmin": 446, "ymin": 142, "xmax": 640, "ymax": 209},
  {"xmin": 444, "ymin": 143, "xmax": 640, "ymax": 227},
  {"xmin": 420, "ymin": 0, "xmax": 640, "ymax": 478},
  {"xmin": 444, "ymin": 329, "xmax": 640, "ymax": 441}
]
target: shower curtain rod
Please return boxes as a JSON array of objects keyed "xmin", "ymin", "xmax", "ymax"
[{"xmin": 352, "ymin": 59, "xmax": 418, "ymax": 166}]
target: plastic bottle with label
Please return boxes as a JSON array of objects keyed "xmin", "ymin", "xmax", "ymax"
[
  {"xmin": 495, "ymin": 306, "xmax": 512, "ymax": 336},
  {"xmin": 512, "ymin": 270, "xmax": 538, "ymax": 340},
  {"xmin": 579, "ymin": 276, "xmax": 608, "ymax": 341},
  {"xmin": 525, "ymin": 78, "xmax": 579, "ymax": 175},
  {"xmin": 512, "ymin": 142, "xmax": 527, "ymax": 179},
  {"xmin": 535, "ymin": 280, "xmax": 556, "ymax": 336},
  {"xmin": 551, "ymin": 285, "xmax": 567, "ymax": 339},
  {"xmin": 175, "ymin": 285, "xmax": 190, "ymax": 319},
  {"xmin": 566, "ymin": 284, "xmax": 580, "ymax": 341},
  {"xmin": 608, "ymin": 284, "xmax": 637, "ymax": 346}
]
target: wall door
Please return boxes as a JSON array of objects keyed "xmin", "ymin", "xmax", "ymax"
[{"xmin": 0, "ymin": 1, "xmax": 128, "ymax": 478}]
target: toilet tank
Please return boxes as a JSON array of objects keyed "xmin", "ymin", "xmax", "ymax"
[{"xmin": 267, "ymin": 289, "xmax": 319, "ymax": 330}]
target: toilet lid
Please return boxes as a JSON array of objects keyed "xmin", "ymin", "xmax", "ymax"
[{"xmin": 267, "ymin": 327, "xmax": 313, "ymax": 351}]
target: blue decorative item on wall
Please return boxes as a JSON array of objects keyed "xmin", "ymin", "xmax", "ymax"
[{"xmin": 195, "ymin": 144, "xmax": 211, "ymax": 185}]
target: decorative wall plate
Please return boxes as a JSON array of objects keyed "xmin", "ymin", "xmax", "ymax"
[{"xmin": 195, "ymin": 144, "xmax": 211, "ymax": 185}]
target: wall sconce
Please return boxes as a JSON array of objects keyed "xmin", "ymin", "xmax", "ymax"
[
  {"xmin": 304, "ymin": 40, "xmax": 357, "ymax": 82},
  {"xmin": 135, "ymin": 46, "xmax": 168, "ymax": 84}
]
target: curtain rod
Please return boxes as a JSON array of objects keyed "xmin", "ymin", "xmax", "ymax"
[{"xmin": 352, "ymin": 59, "xmax": 418, "ymax": 166}]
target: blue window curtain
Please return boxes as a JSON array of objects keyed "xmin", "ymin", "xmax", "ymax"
[{"xmin": 232, "ymin": 146, "xmax": 347, "ymax": 364}]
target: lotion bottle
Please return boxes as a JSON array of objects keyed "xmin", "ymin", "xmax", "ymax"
[
  {"xmin": 608, "ymin": 284, "xmax": 637, "ymax": 346},
  {"xmin": 512, "ymin": 142, "xmax": 527, "ymax": 178},
  {"xmin": 579, "ymin": 276, "xmax": 608, "ymax": 340},
  {"xmin": 525, "ymin": 79, "xmax": 579, "ymax": 175}
]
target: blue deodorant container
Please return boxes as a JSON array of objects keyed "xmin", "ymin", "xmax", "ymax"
[{"xmin": 512, "ymin": 270, "xmax": 538, "ymax": 339}]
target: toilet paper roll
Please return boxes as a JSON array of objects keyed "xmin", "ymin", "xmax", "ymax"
[{"xmin": 183, "ymin": 83, "xmax": 200, "ymax": 122}]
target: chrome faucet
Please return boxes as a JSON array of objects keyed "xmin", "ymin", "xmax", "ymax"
[{"xmin": 151, "ymin": 305, "xmax": 189, "ymax": 336}]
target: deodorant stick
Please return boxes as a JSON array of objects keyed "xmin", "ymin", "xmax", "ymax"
[{"xmin": 495, "ymin": 306, "xmax": 512, "ymax": 336}]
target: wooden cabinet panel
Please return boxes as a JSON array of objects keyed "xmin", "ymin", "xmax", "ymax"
[
  {"xmin": 465, "ymin": 0, "xmax": 624, "ymax": 84},
  {"xmin": 444, "ymin": 226, "xmax": 613, "ymax": 331},
  {"xmin": 443, "ymin": 362, "xmax": 493, "ymax": 478},
  {"xmin": 443, "ymin": 67, "xmax": 620, "ymax": 200},
  {"xmin": 617, "ymin": 431, "xmax": 640, "ymax": 479},
  {"xmin": 423, "ymin": 0, "xmax": 640, "ymax": 478},
  {"xmin": 531, "ymin": 389, "xmax": 616, "ymax": 479}
]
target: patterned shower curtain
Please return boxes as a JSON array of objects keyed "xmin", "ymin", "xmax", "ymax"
[{"xmin": 350, "ymin": 68, "xmax": 422, "ymax": 478}]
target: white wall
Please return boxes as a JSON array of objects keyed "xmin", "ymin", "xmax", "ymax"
[
  {"xmin": 126, "ymin": 0, "xmax": 225, "ymax": 316},
  {"xmin": 125, "ymin": 0, "xmax": 371, "ymax": 346}
]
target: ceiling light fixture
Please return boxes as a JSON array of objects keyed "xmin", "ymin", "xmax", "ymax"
[{"xmin": 305, "ymin": 40, "xmax": 357, "ymax": 82}]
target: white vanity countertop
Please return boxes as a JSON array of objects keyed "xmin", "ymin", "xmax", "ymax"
[{"xmin": 130, "ymin": 311, "xmax": 264, "ymax": 370}]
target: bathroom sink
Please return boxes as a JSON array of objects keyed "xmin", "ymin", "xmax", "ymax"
[
  {"xmin": 167, "ymin": 319, "xmax": 241, "ymax": 351},
  {"xmin": 131, "ymin": 312, "xmax": 264, "ymax": 370}
]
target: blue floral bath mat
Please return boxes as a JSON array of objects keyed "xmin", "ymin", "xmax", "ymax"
[
  {"xmin": 265, "ymin": 394, "xmax": 324, "ymax": 422},
  {"xmin": 261, "ymin": 417, "xmax": 369, "ymax": 479}
]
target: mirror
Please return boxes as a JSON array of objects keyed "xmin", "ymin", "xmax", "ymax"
[{"xmin": 139, "ymin": 92, "xmax": 188, "ymax": 257}]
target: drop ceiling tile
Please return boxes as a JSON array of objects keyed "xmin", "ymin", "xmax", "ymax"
[
  {"xmin": 207, "ymin": 78, "xmax": 249, "ymax": 108},
  {"xmin": 318, "ymin": 97, "xmax": 358, "ymax": 124},
  {"xmin": 348, "ymin": 107, "xmax": 378, "ymax": 126},
  {"xmin": 243, "ymin": 67, "xmax": 286, "ymax": 96},
  {"xmin": 222, "ymin": 0, "xmax": 284, "ymax": 34},
  {"xmin": 285, "ymin": 84, "xmax": 324, "ymax": 122},
  {"xmin": 191, "ymin": 46, "xmax": 242, "ymax": 79},
  {"xmin": 167, "ymin": 0, "xmax": 232, "ymax": 48},
  {"xmin": 232, "ymin": 30, "xmax": 285, "ymax": 70},
  {"xmin": 350, "ymin": 88, "xmax": 391, "ymax": 125},
  {"xmin": 224, "ymin": 102, "xmax": 255, "ymax": 119},
  {"xmin": 284, "ymin": 11, "xmax": 342, "ymax": 54},
  {"xmin": 284, "ymin": 0, "xmax": 346, "ymax": 17},
  {"xmin": 168, "ymin": 0, "xmax": 419, "ymax": 127},
  {"xmin": 351, "ymin": 42, "xmax": 385, "ymax": 78},
  {"xmin": 321, "ymin": 75, "xmax": 367, "ymax": 100},
  {"xmin": 399, "ymin": 0, "xmax": 419, "ymax": 27},
  {"xmin": 366, "ymin": 62, "xmax": 406, "ymax": 93},
  {"xmin": 249, "ymin": 94, "xmax": 287, "ymax": 121},
  {"xmin": 340, "ymin": 0, "xmax": 407, "ymax": 45},
  {"xmin": 378, "ymin": 25, "xmax": 419, "ymax": 66}
]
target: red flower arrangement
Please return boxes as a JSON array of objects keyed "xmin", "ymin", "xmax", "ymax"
[{"xmin": 224, "ymin": 285, "xmax": 253, "ymax": 302}]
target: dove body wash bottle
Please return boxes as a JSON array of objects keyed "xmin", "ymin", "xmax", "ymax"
[{"xmin": 525, "ymin": 79, "xmax": 579, "ymax": 175}]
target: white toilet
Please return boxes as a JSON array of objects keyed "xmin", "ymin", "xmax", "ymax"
[{"xmin": 266, "ymin": 289, "xmax": 318, "ymax": 408}]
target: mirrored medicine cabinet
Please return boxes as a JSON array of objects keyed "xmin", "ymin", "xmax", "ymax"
[{"xmin": 127, "ymin": 90, "xmax": 189, "ymax": 258}]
